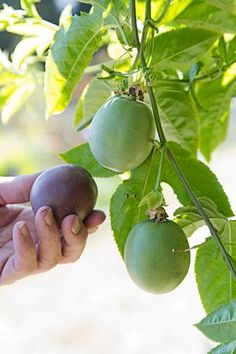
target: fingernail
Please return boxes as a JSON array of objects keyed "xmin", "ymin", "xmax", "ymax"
[
  {"xmin": 19, "ymin": 222, "xmax": 28, "ymax": 237},
  {"xmin": 44, "ymin": 209, "xmax": 54, "ymax": 226},
  {"xmin": 72, "ymin": 216, "xmax": 81, "ymax": 235}
]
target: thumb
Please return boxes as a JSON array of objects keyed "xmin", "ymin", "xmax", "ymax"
[{"xmin": 0, "ymin": 173, "xmax": 40, "ymax": 205}]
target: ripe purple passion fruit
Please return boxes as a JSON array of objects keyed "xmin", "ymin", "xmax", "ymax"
[
  {"xmin": 30, "ymin": 164, "xmax": 97, "ymax": 226},
  {"xmin": 124, "ymin": 220, "xmax": 190, "ymax": 294},
  {"xmin": 89, "ymin": 95, "xmax": 155, "ymax": 172}
]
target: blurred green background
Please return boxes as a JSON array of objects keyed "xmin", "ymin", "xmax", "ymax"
[{"xmin": 0, "ymin": 0, "xmax": 120, "ymax": 207}]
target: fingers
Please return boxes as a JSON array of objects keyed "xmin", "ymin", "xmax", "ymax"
[
  {"xmin": 13, "ymin": 222, "xmax": 37, "ymax": 275},
  {"xmin": 59, "ymin": 210, "xmax": 106, "ymax": 263},
  {"xmin": 0, "ymin": 208, "xmax": 106, "ymax": 285},
  {"xmin": 35, "ymin": 207, "xmax": 62, "ymax": 271},
  {"xmin": 84, "ymin": 210, "xmax": 106, "ymax": 233},
  {"xmin": 0, "ymin": 222, "xmax": 37, "ymax": 284},
  {"xmin": 60, "ymin": 215, "xmax": 88, "ymax": 263},
  {"xmin": 0, "ymin": 173, "xmax": 40, "ymax": 205}
]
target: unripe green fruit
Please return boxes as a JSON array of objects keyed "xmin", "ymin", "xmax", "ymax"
[
  {"xmin": 89, "ymin": 95, "xmax": 155, "ymax": 172},
  {"xmin": 124, "ymin": 220, "xmax": 190, "ymax": 294}
]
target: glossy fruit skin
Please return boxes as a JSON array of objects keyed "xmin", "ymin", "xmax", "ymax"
[
  {"xmin": 124, "ymin": 220, "xmax": 190, "ymax": 294},
  {"xmin": 30, "ymin": 164, "xmax": 97, "ymax": 226},
  {"xmin": 89, "ymin": 95, "xmax": 155, "ymax": 172}
]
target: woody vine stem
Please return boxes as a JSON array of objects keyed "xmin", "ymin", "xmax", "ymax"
[{"xmin": 130, "ymin": 0, "xmax": 236, "ymax": 279}]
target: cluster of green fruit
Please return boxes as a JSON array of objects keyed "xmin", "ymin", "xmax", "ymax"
[{"xmin": 30, "ymin": 93, "xmax": 190, "ymax": 295}]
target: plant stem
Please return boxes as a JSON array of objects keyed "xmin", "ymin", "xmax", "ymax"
[
  {"xmin": 167, "ymin": 148, "xmax": 236, "ymax": 277},
  {"xmin": 130, "ymin": 0, "xmax": 236, "ymax": 279},
  {"xmin": 155, "ymin": 143, "xmax": 166, "ymax": 190},
  {"xmin": 153, "ymin": 0, "xmax": 171, "ymax": 24}
]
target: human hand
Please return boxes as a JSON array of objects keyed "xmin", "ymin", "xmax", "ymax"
[{"xmin": 0, "ymin": 173, "xmax": 106, "ymax": 285}]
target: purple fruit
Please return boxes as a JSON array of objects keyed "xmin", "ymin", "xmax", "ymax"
[{"xmin": 30, "ymin": 164, "xmax": 97, "ymax": 225}]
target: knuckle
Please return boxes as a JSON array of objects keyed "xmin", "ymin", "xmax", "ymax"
[
  {"xmin": 16, "ymin": 262, "xmax": 36, "ymax": 275},
  {"xmin": 38, "ymin": 259, "xmax": 58, "ymax": 271},
  {"xmin": 64, "ymin": 251, "xmax": 80, "ymax": 263}
]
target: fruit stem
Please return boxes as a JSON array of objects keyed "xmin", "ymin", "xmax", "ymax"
[{"xmin": 130, "ymin": 0, "xmax": 236, "ymax": 279}]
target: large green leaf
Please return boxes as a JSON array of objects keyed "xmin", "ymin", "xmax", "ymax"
[
  {"xmin": 195, "ymin": 221, "xmax": 236, "ymax": 314},
  {"xmin": 150, "ymin": 28, "xmax": 218, "ymax": 71},
  {"xmin": 196, "ymin": 75, "xmax": 236, "ymax": 161},
  {"xmin": 44, "ymin": 12, "xmax": 103, "ymax": 117},
  {"xmin": 195, "ymin": 299, "xmax": 236, "ymax": 343},
  {"xmin": 154, "ymin": 81, "xmax": 198, "ymax": 155},
  {"xmin": 208, "ymin": 341, "xmax": 236, "ymax": 354},
  {"xmin": 60, "ymin": 143, "xmax": 118, "ymax": 178},
  {"xmin": 205, "ymin": 0, "xmax": 236, "ymax": 15},
  {"xmin": 110, "ymin": 149, "xmax": 159, "ymax": 256},
  {"xmin": 163, "ymin": 143, "xmax": 233, "ymax": 217},
  {"xmin": 74, "ymin": 78, "xmax": 111, "ymax": 128},
  {"xmin": 176, "ymin": 2, "xmax": 236, "ymax": 33}
]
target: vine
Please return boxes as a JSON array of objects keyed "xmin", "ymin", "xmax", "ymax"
[{"xmin": 130, "ymin": 0, "xmax": 236, "ymax": 279}]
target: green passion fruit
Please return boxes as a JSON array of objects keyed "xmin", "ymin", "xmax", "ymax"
[
  {"xmin": 89, "ymin": 95, "xmax": 155, "ymax": 172},
  {"xmin": 30, "ymin": 164, "xmax": 97, "ymax": 226},
  {"xmin": 124, "ymin": 220, "xmax": 190, "ymax": 294}
]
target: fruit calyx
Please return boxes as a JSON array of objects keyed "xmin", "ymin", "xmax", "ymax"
[
  {"xmin": 147, "ymin": 205, "xmax": 168, "ymax": 222},
  {"xmin": 114, "ymin": 86, "xmax": 145, "ymax": 101}
]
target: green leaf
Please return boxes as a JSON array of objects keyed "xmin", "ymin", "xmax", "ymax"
[
  {"xmin": 208, "ymin": 340, "xmax": 236, "ymax": 354},
  {"xmin": 205, "ymin": 0, "xmax": 236, "ymax": 16},
  {"xmin": 11, "ymin": 37, "xmax": 37, "ymax": 70},
  {"xmin": 0, "ymin": 85, "xmax": 17, "ymax": 108},
  {"xmin": 174, "ymin": 197, "xmax": 227, "ymax": 237},
  {"xmin": 163, "ymin": 143, "xmax": 233, "ymax": 217},
  {"xmin": 110, "ymin": 181, "xmax": 142, "ymax": 257},
  {"xmin": 0, "ymin": 5, "xmax": 25, "ymax": 30},
  {"xmin": 161, "ymin": 0, "xmax": 193, "ymax": 24},
  {"xmin": 150, "ymin": 28, "xmax": 218, "ymax": 71},
  {"xmin": 176, "ymin": 3, "xmax": 236, "ymax": 34},
  {"xmin": 20, "ymin": 0, "xmax": 40, "ymax": 18},
  {"xmin": 44, "ymin": 12, "xmax": 103, "ymax": 118},
  {"xmin": 7, "ymin": 21, "xmax": 56, "ymax": 37},
  {"xmin": 80, "ymin": 0, "xmax": 131, "ymax": 45},
  {"xmin": 195, "ymin": 221, "xmax": 236, "ymax": 314},
  {"xmin": 196, "ymin": 75, "xmax": 236, "ymax": 161},
  {"xmin": 218, "ymin": 36, "xmax": 227, "ymax": 63},
  {"xmin": 227, "ymin": 36, "xmax": 236, "ymax": 64},
  {"xmin": 74, "ymin": 78, "xmax": 111, "ymax": 128},
  {"xmin": 60, "ymin": 143, "xmax": 118, "ymax": 178},
  {"xmin": 154, "ymin": 81, "xmax": 198, "ymax": 155},
  {"xmin": 1, "ymin": 80, "xmax": 36, "ymax": 124},
  {"xmin": 7, "ymin": 21, "xmax": 56, "ymax": 60},
  {"xmin": 59, "ymin": 4, "xmax": 72, "ymax": 29},
  {"xmin": 139, "ymin": 189, "xmax": 164, "ymax": 210},
  {"xmin": 195, "ymin": 299, "xmax": 236, "ymax": 343},
  {"xmin": 110, "ymin": 149, "xmax": 159, "ymax": 256}
]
